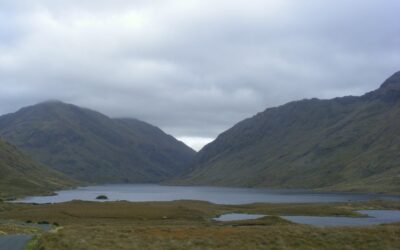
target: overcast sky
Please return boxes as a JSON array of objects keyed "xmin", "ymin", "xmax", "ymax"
[{"xmin": 0, "ymin": 0, "xmax": 399, "ymax": 150}]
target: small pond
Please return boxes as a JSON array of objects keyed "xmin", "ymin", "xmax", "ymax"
[
  {"xmin": 213, "ymin": 210, "xmax": 400, "ymax": 227},
  {"xmin": 214, "ymin": 213, "xmax": 266, "ymax": 221},
  {"xmin": 282, "ymin": 210, "xmax": 400, "ymax": 227}
]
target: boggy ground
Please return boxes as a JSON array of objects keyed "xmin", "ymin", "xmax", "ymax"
[{"xmin": 1, "ymin": 200, "xmax": 400, "ymax": 250}]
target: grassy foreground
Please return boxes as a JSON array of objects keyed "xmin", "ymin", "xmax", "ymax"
[{"xmin": 1, "ymin": 200, "xmax": 400, "ymax": 249}]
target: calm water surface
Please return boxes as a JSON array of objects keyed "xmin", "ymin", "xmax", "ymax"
[
  {"xmin": 283, "ymin": 210, "xmax": 400, "ymax": 227},
  {"xmin": 15, "ymin": 184, "xmax": 400, "ymax": 205},
  {"xmin": 214, "ymin": 210, "xmax": 400, "ymax": 226},
  {"xmin": 214, "ymin": 213, "xmax": 266, "ymax": 221}
]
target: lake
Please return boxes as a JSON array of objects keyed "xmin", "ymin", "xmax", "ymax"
[
  {"xmin": 214, "ymin": 213, "xmax": 266, "ymax": 221},
  {"xmin": 15, "ymin": 184, "xmax": 400, "ymax": 205},
  {"xmin": 213, "ymin": 210, "xmax": 400, "ymax": 226},
  {"xmin": 282, "ymin": 210, "xmax": 400, "ymax": 227}
]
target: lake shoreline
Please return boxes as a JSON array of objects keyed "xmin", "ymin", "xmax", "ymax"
[
  {"xmin": 13, "ymin": 184, "xmax": 400, "ymax": 205},
  {"xmin": 7, "ymin": 182, "xmax": 400, "ymax": 204}
]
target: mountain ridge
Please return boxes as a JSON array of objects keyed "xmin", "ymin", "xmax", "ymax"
[
  {"xmin": 0, "ymin": 101, "xmax": 195, "ymax": 184},
  {"xmin": 176, "ymin": 71, "xmax": 400, "ymax": 193}
]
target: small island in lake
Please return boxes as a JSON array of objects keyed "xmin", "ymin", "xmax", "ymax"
[{"xmin": 96, "ymin": 195, "xmax": 108, "ymax": 200}]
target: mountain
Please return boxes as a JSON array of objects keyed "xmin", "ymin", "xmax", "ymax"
[
  {"xmin": 0, "ymin": 101, "xmax": 195, "ymax": 183},
  {"xmin": 0, "ymin": 138, "xmax": 75, "ymax": 199},
  {"xmin": 177, "ymin": 71, "xmax": 400, "ymax": 193}
]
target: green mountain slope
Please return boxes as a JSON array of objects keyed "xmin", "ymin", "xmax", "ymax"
[
  {"xmin": 0, "ymin": 138, "xmax": 75, "ymax": 199},
  {"xmin": 178, "ymin": 71, "xmax": 400, "ymax": 193},
  {"xmin": 0, "ymin": 102, "xmax": 195, "ymax": 183}
]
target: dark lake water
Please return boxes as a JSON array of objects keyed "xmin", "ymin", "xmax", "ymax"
[{"xmin": 15, "ymin": 184, "xmax": 400, "ymax": 205}]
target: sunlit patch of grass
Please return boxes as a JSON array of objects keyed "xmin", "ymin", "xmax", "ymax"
[
  {"xmin": 0, "ymin": 224, "xmax": 41, "ymax": 235},
  {"xmin": 25, "ymin": 236, "xmax": 39, "ymax": 250}
]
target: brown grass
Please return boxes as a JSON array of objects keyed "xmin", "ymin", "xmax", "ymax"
[
  {"xmin": 33, "ymin": 223, "xmax": 400, "ymax": 250},
  {"xmin": 1, "ymin": 200, "xmax": 400, "ymax": 249},
  {"xmin": 0, "ymin": 223, "xmax": 41, "ymax": 235}
]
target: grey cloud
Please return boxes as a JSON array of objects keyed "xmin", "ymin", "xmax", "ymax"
[{"xmin": 0, "ymin": 0, "xmax": 399, "ymax": 147}]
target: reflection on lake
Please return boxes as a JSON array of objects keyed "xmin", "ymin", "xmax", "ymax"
[{"xmin": 15, "ymin": 184, "xmax": 400, "ymax": 205}]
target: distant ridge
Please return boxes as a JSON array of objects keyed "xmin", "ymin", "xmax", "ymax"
[
  {"xmin": 176, "ymin": 71, "xmax": 400, "ymax": 194},
  {"xmin": 0, "ymin": 101, "xmax": 195, "ymax": 183}
]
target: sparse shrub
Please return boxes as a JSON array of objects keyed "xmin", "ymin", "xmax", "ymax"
[
  {"xmin": 38, "ymin": 221, "xmax": 50, "ymax": 225},
  {"xmin": 26, "ymin": 220, "xmax": 32, "ymax": 223},
  {"xmin": 53, "ymin": 222, "xmax": 60, "ymax": 227}
]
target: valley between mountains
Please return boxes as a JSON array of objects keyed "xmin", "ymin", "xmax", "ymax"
[{"xmin": 1, "ymin": 71, "xmax": 400, "ymax": 198}]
